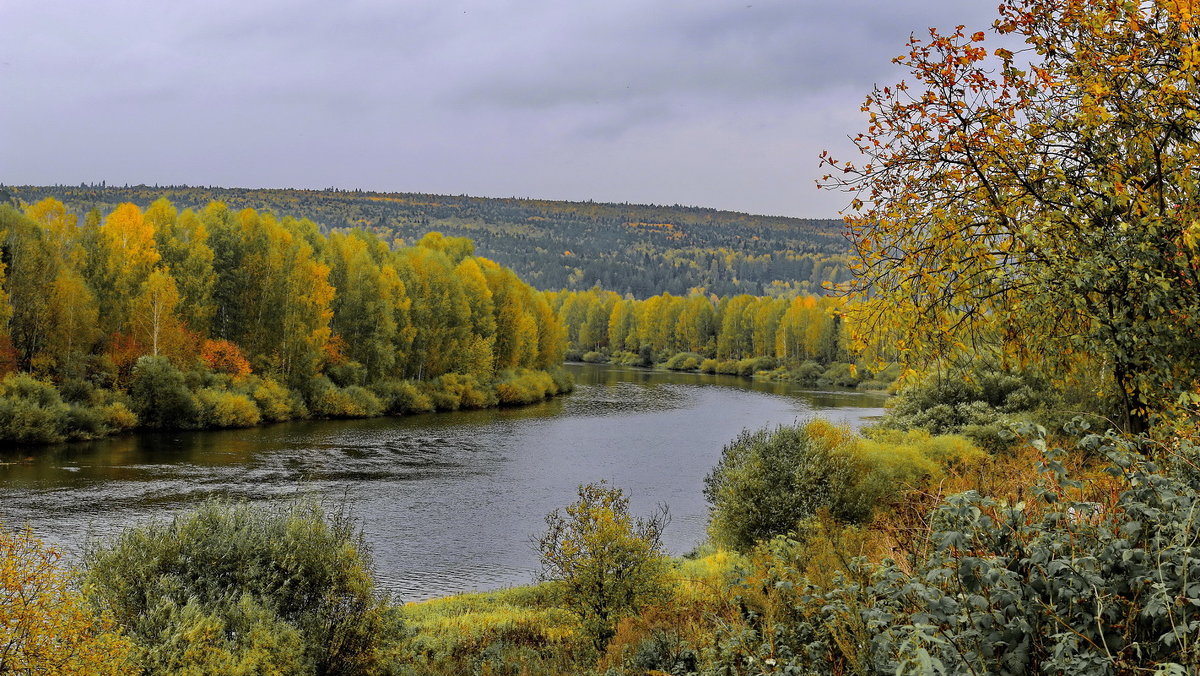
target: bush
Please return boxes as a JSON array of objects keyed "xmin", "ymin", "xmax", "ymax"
[
  {"xmin": 698, "ymin": 359, "xmax": 719, "ymax": 374},
  {"xmin": 705, "ymin": 421, "xmax": 989, "ymax": 554},
  {"xmin": 704, "ymin": 421, "xmax": 866, "ymax": 552},
  {"xmin": 818, "ymin": 361, "xmax": 861, "ymax": 387},
  {"xmin": 196, "ymin": 388, "xmax": 262, "ymax": 428},
  {"xmin": 711, "ymin": 433, "xmax": 1200, "ymax": 674},
  {"xmin": 882, "ymin": 365, "xmax": 1063, "ymax": 451},
  {"xmin": 548, "ymin": 366, "xmax": 575, "ymax": 394},
  {"xmin": 308, "ymin": 377, "xmax": 383, "ymax": 418},
  {"xmin": 129, "ymin": 356, "xmax": 198, "ymax": 429},
  {"xmin": 370, "ymin": 379, "xmax": 435, "ymax": 415},
  {"xmin": 495, "ymin": 369, "xmax": 559, "ymax": 405},
  {"xmin": 83, "ymin": 499, "xmax": 393, "ymax": 676},
  {"xmin": 241, "ymin": 376, "xmax": 298, "ymax": 423},
  {"xmin": 536, "ymin": 482, "xmax": 672, "ymax": 651},
  {"xmin": 736, "ymin": 356, "xmax": 776, "ymax": 376},
  {"xmin": 664, "ymin": 352, "xmax": 703, "ymax": 371},
  {"xmin": 0, "ymin": 373, "xmax": 72, "ymax": 443},
  {"xmin": 581, "ymin": 350, "xmax": 609, "ymax": 364},
  {"xmin": 610, "ymin": 351, "xmax": 650, "ymax": 367},
  {"xmin": 327, "ymin": 361, "xmax": 368, "ymax": 388}
]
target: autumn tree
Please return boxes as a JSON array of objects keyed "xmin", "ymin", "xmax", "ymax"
[
  {"xmin": 821, "ymin": 0, "xmax": 1200, "ymax": 432},
  {"xmin": 1, "ymin": 525, "xmax": 133, "ymax": 674}
]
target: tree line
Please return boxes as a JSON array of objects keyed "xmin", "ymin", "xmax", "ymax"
[
  {"xmin": 549, "ymin": 288, "xmax": 898, "ymax": 388},
  {"xmin": 0, "ymin": 198, "xmax": 569, "ymax": 443},
  {"xmin": 3, "ymin": 185, "xmax": 851, "ymax": 298}
]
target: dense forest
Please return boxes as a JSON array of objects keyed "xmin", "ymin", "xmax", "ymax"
[
  {"xmin": 0, "ymin": 198, "xmax": 570, "ymax": 443},
  {"xmin": 1, "ymin": 185, "xmax": 850, "ymax": 298}
]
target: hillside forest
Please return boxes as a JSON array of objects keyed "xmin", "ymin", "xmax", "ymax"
[{"xmin": 2, "ymin": 185, "xmax": 851, "ymax": 298}]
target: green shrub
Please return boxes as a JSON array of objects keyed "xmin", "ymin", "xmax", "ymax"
[
  {"xmin": 705, "ymin": 421, "xmax": 986, "ymax": 553},
  {"xmin": 704, "ymin": 420, "xmax": 866, "ymax": 552},
  {"xmin": 611, "ymin": 351, "xmax": 649, "ymax": 367},
  {"xmin": 710, "ymin": 434, "xmax": 1200, "ymax": 674},
  {"xmin": 0, "ymin": 374, "xmax": 72, "ymax": 443},
  {"xmin": 495, "ymin": 369, "xmax": 558, "ymax": 405},
  {"xmin": 549, "ymin": 366, "xmax": 575, "ymax": 394},
  {"xmin": 736, "ymin": 356, "xmax": 776, "ymax": 376},
  {"xmin": 581, "ymin": 350, "xmax": 609, "ymax": 364},
  {"xmin": 309, "ymin": 378, "xmax": 384, "ymax": 418},
  {"xmin": 664, "ymin": 352, "xmax": 703, "ymax": 371},
  {"xmin": 882, "ymin": 365, "xmax": 1063, "ymax": 451},
  {"xmin": 818, "ymin": 362, "xmax": 860, "ymax": 387},
  {"xmin": 129, "ymin": 356, "xmax": 198, "ymax": 429},
  {"xmin": 327, "ymin": 361, "xmax": 368, "ymax": 388},
  {"xmin": 714, "ymin": 360, "xmax": 741, "ymax": 375},
  {"xmin": 535, "ymin": 482, "xmax": 672, "ymax": 651},
  {"xmin": 83, "ymin": 499, "xmax": 393, "ymax": 676},
  {"xmin": 196, "ymin": 388, "xmax": 262, "ymax": 428},
  {"xmin": 241, "ymin": 376, "xmax": 297, "ymax": 423},
  {"xmin": 370, "ymin": 379, "xmax": 435, "ymax": 415}
]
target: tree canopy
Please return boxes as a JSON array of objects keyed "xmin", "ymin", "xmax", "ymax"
[{"xmin": 822, "ymin": 0, "xmax": 1200, "ymax": 432}]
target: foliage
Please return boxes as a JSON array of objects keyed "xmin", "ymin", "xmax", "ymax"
[
  {"xmin": 195, "ymin": 387, "xmax": 262, "ymax": 428},
  {"xmin": 535, "ymin": 482, "xmax": 673, "ymax": 651},
  {"xmin": 0, "ymin": 372, "xmax": 137, "ymax": 443},
  {"xmin": 200, "ymin": 338, "xmax": 252, "ymax": 378},
  {"xmin": 0, "ymin": 198, "xmax": 573, "ymax": 442},
  {"xmin": 704, "ymin": 421, "xmax": 866, "ymax": 552},
  {"xmin": 0, "ymin": 524, "xmax": 134, "ymax": 674},
  {"xmin": 705, "ymin": 420, "xmax": 987, "ymax": 552},
  {"xmin": 495, "ymin": 368, "xmax": 562, "ymax": 405},
  {"xmin": 821, "ymin": 0, "xmax": 1200, "ymax": 433},
  {"xmin": 9, "ymin": 185, "xmax": 850, "ymax": 299},
  {"xmin": 82, "ymin": 498, "xmax": 393, "ymax": 676},
  {"xmin": 881, "ymin": 364, "xmax": 1066, "ymax": 451},
  {"xmin": 552, "ymin": 289, "xmax": 863, "ymax": 376},
  {"xmin": 707, "ymin": 431, "xmax": 1200, "ymax": 674},
  {"xmin": 389, "ymin": 585, "xmax": 585, "ymax": 676},
  {"xmin": 128, "ymin": 355, "xmax": 198, "ymax": 429}
]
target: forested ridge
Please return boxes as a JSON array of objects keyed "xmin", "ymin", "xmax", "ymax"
[
  {"xmin": 0, "ymin": 197, "xmax": 571, "ymax": 443},
  {"xmin": 1, "ymin": 184, "xmax": 850, "ymax": 298}
]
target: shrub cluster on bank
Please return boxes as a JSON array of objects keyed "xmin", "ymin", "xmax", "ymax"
[{"xmin": 0, "ymin": 360, "xmax": 574, "ymax": 445}]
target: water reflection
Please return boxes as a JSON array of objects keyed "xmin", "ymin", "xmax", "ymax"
[{"xmin": 0, "ymin": 363, "xmax": 886, "ymax": 600}]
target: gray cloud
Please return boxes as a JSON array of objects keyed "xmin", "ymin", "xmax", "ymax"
[{"xmin": 1, "ymin": 0, "xmax": 1003, "ymax": 216}]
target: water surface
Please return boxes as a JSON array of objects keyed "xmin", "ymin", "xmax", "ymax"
[{"xmin": 0, "ymin": 364, "xmax": 886, "ymax": 601}]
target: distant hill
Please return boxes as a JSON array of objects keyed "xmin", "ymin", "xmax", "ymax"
[{"xmin": 6, "ymin": 185, "xmax": 850, "ymax": 298}]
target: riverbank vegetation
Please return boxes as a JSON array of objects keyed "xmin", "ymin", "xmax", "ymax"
[
  {"xmin": 550, "ymin": 288, "xmax": 900, "ymax": 390},
  {"xmin": 0, "ymin": 199, "xmax": 570, "ymax": 444}
]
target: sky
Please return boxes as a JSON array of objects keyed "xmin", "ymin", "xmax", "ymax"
[{"xmin": 1, "ymin": 1, "xmax": 1000, "ymax": 218}]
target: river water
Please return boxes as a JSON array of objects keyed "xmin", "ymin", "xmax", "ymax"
[{"xmin": 0, "ymin": 363, "xmax": 886, "ymax": 601}]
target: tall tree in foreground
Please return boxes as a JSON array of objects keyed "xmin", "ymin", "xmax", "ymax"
[{"xmin": 821, "ymin": 0, "xmax": 1200, "ymax": 432}]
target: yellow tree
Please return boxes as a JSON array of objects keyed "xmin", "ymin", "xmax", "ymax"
[
  {"xmin": 45, "ymin": 269, "xmax": 100, "ymax": 369},
  {"xmin": 99, "ymin": 203, "xmax": 160, "ymax": 335},
  {"xmin": 821, "ymin": 0, "xmax": 1200, "ymax": 431},
  {"xmin": 132, "ymin": 267, "xmax": 184, "ymax": 358},
  {"xmin": 0, "ymin": 525, "xmax": 133, "ymax": 674}
]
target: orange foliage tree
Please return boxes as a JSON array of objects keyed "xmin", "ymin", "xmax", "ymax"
[
  {"xmin": 821, "ymin": 0, "xmax": 1200, "ymax": 432},
  {"xmin": 200, "ymin": 338, "xmax": 252, "ymax": 378}
]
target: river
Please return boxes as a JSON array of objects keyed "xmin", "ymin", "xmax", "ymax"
[{"xmin": 0, "ymin": 363, "xmax": 886, "ymax": 601}]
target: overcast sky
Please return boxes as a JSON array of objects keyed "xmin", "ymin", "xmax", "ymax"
[{"xmin": 1, "ymin": 1, "xmax": 1000, "ymax": 218}]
